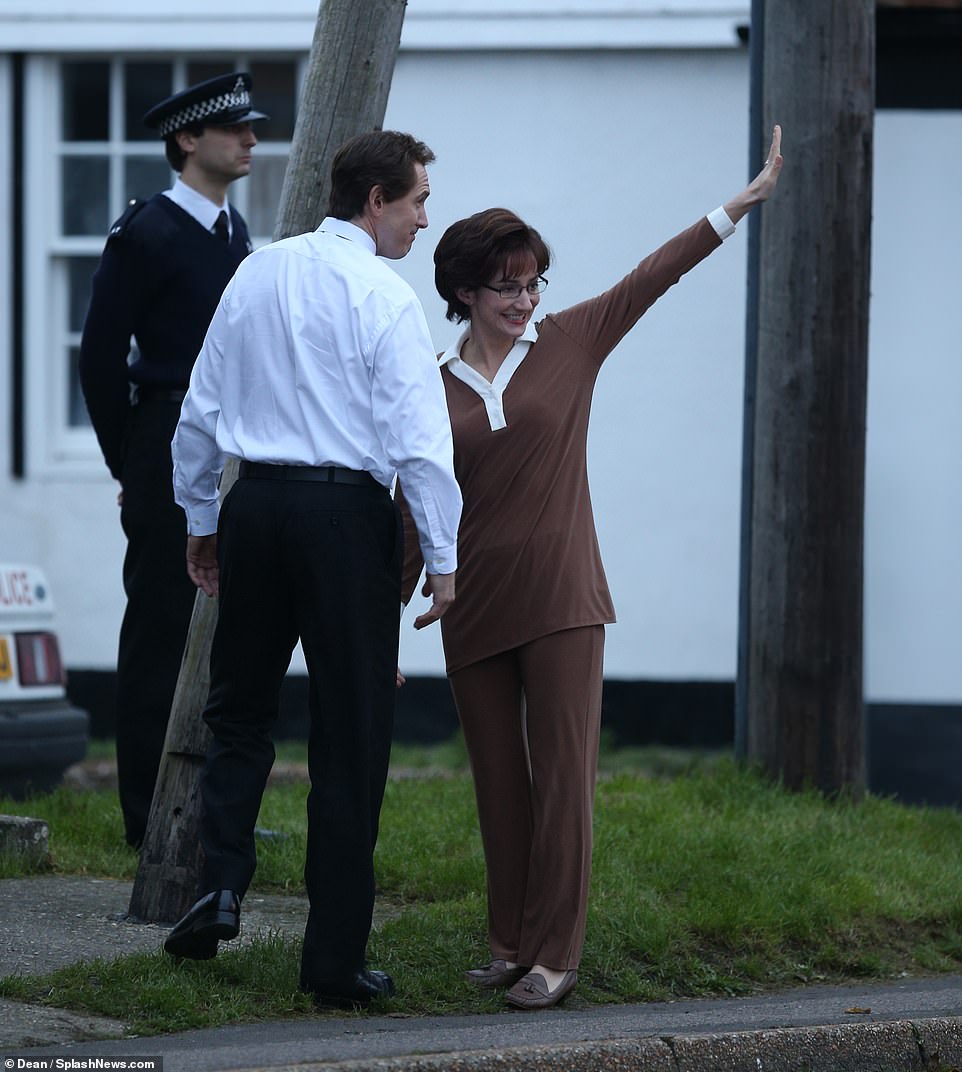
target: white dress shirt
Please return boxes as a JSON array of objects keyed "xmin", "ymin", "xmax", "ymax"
[
  {"xmin": 164, "ymin": 177, "xmax": 231, "ymax": 239},
  {"xmin": 172, "ymin": 216, "xmax": 461, "ymax": 575}
]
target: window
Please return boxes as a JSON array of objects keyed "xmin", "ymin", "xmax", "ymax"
[
  {"xmin": 40, "ymin": 56, "xmax": 299, "ymax": 469},
  {"xmin": 877, "ymin": 4, "xmax": 962, "ymax": 109}
]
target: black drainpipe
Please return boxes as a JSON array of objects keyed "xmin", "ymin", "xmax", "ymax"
[
  {"xmin": 11, "ymin": 52, "xmax": 25, "ymax": 479},
  {"xmin": 734, "ymin": 2, "xmax": 764, "ymax": 758}
]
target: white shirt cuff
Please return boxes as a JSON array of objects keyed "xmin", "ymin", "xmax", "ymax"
[
  {"xmin": 424, "ymin": 543, "xmax": 458, "ymax": 575},
  {"xmin": 707, "ymin": 206, "xmax": 736, "ymax": 240},
  {"xmin": 184, "ymin": 505, "xmax": 219, "ymax": 536}
]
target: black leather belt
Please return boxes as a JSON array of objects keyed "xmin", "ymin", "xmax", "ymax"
[
  {"xmin": 238, "ymin": 461, "xmax": 380, "ymax": 488},
  {"xmin": 135, "ymin": 386, "xmax": 187, "ymax": 404}
]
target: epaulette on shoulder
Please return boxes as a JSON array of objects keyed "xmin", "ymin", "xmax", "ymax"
[{"xmin": 107, "ymin": 198, "xmax": 148, "ymax": 238}]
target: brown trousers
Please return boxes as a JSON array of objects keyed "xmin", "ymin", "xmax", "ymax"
[{"xmin": 448, "ymin": 625, "xmax": 605, "ymax": 971}]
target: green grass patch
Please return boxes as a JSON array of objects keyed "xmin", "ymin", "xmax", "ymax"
[
  {"xmin": 0, "ymin": 786, "xmax": 137, "ymax": 880},
  {"xmin": 0, "ymin": 937, "xmax": 313, "ymax": 1036},
  {"xmin": 4, "ymin": 747, "xmax": 962, "ymax": 1034}
]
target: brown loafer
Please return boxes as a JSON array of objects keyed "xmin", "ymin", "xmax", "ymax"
[
  {"xmin": 506, "ymin": 969, "xmax": 577, "ymax": 1010},
  {"xmin": 464, "ymin": 959, "xmax": 530, "ymax": 989}
]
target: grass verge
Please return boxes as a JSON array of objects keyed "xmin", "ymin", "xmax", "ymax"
[{"xmin": 2, "ymin": 745, "xmax": 962, "ymax": 1034}]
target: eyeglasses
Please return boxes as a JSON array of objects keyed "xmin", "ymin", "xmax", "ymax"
[{"xmin": 480, "ymin": 276, "xmax": 549, "ymax": 300}]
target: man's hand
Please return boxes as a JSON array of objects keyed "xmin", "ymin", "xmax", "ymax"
[
  {"xmin": 413, "ymin": 570, "xmax": 456, "ymax": 630},
  {"xmin": 186, "ymin": 534, "xmax": 219, "ymax": 597}
]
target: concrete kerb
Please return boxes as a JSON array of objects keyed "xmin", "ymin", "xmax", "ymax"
[
  {"xmin": 222, "ymin": 1019, "xmax": 962, "ymax": 1072},
  {"xmin": 0, "ymin": 1001, "xmax": 128, "ymax": 1051},
  {"xmin": 0, "ymin": 815, "xmax": 49, "ymax": 869}
]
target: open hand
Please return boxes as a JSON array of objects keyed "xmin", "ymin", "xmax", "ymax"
[
  {"xmin": 724, "ymin": 124, "xmax": 784, "ymax": 224},
  {"xmin": 413, "ymin": 571, "xmax": 456, "ymax": 630},
  {"xmin": 750, "ymin": 123, "xmax": 783, "ymax": 202}
]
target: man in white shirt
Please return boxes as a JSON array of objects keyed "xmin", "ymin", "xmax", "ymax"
[
  {"xmin": 165, "ymin": 130, "xmax": 462, "ymax": 1010},
  {"xmin": 78, "ymin": 73, "xmax": 267, "ymax": 849}
]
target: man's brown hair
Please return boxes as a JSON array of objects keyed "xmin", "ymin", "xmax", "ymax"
[{"xmin": 328, "ymin": 130, "xmax": 436, "ymax": 221}]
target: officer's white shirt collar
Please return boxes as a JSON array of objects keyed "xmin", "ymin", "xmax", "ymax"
[
  {"xmin": 164, "ymin": 177, "xmax": 230, "ymax": 239},
  {"xmin": 440, "ymin": 322, "xmax": 538, "ymax": 432}
]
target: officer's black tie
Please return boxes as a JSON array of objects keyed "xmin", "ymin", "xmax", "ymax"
[{"xmin": 213, "ymin": 210, "xmax": 230, "ymax": 242}]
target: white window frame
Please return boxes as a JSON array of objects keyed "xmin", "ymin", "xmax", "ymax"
[{"xmin": 23, "ymin": 54, "xmax": 300, "ymax": 481}]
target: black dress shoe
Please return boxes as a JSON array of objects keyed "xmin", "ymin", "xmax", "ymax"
[
  {"xmin": 163, "ymin": 890, "xmax": 240, "ymax": 960},
  {"xmin": 303, "ymin": 969, "xmax": 395, "ymax": 1009}
]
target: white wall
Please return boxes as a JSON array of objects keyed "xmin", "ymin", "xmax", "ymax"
[
  {"xmin": 864, "ymin": 110, "xmax": 962, "ymax": 703},
  {"xmin": 388, "ymin": 47, "xmax": 752, "ymax": 679},
  {"xmin": 0, "ymin": 1, "xmax": 747, "ymax": 51}
]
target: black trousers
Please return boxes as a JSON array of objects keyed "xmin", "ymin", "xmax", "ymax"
[
  {"xmin": 117, "ymin": 400, "xmax": 196, "ymax": 848},
  {"xmin": 197, "ymin": 474, "xmax": 402, "ymax": 988}
]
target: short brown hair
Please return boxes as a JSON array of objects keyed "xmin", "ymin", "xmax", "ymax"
[
  {"xmin": 164, "ymin": 123, "xmax": 205, "ymax": 172},
  {"xmin": 328, "ymin": 130, "xmax": 436, "ymax": 220},
  {"xmin": 434, "ymin": 208, "xmax": 551, "ymax": 323}
]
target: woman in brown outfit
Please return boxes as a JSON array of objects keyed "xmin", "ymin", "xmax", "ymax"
[{"xmin": 401, "ymin": 126, "xmax": 784, "ymax": 1009}]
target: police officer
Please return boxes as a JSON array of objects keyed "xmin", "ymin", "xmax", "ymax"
[{"xmin": 79, "ymin": 73, "xmax": 268, "ymax": 848}]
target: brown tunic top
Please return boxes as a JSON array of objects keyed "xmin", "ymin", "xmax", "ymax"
[{"xmin": 401, "ymin": 217, "xmax": 723, "ymax": 674}]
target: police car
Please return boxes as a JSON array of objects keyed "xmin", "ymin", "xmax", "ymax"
[{"xmin": 0, "ymin": 563, "xmax": 88, "ymax": 798}]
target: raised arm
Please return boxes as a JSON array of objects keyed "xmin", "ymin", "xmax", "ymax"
[{"xmin": 723, "ymin": 124, "xmax": 784, "ymax": 226}]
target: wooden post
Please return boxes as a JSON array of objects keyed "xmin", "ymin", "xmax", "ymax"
[
  {"xmin": 129, "ymin": 0, "xmax": 408, "ymax": 923},
  {"xmin": 273, "ymin": 0, "xmax": 409, "ymax": 242},
  {"xmin": 741, "ymin": 1, "xmax": 875, "ymax": 796},
  {"xmin": 127, "ymin": 569, "xmax": 222, "ymax": 921}
]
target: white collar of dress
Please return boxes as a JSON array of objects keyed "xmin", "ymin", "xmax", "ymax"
[{"xmin": 439, "ymin": 321, "xmax": 539, "ymax": 369}]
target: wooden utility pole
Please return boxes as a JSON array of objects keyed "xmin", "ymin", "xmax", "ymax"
[
  {"xmin": 129, "ymin": 0, "xmax": 408, "ymax": 923},
  {"xmin": 736, "ymin": 0, "xmax": 875, "ymax": 796}
]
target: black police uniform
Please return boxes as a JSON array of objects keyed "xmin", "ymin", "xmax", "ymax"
[{"xmin": 78, "ymin": 73, "xmax": 264, "ymax": 848}]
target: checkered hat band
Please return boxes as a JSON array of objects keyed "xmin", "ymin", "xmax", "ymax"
[{"xmin": 158, "ymin": 86, "xmax": 253, "ymax": 137}]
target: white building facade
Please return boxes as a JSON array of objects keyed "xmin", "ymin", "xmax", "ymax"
[{"xmin": 0, "ymin": 2, "xmax": 959, "ymax": 738}]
